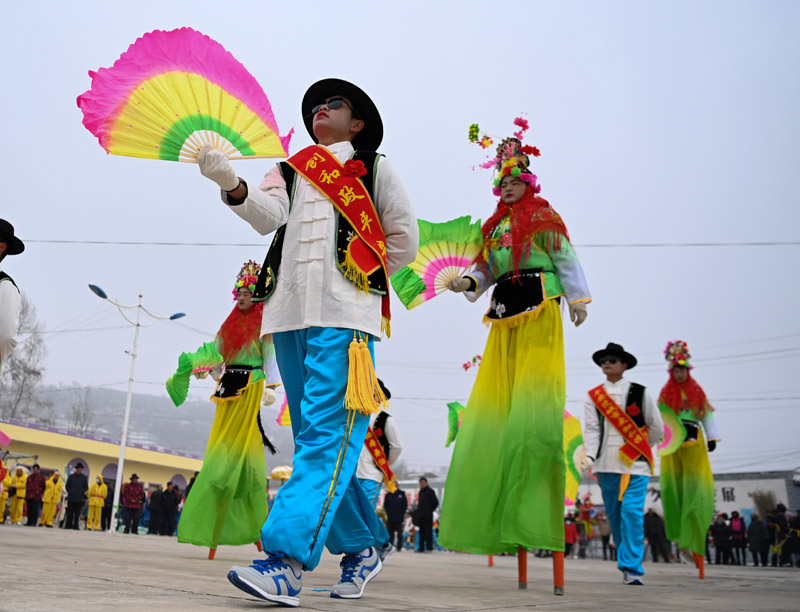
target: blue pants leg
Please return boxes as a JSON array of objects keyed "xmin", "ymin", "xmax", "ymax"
[
  {"xmin": 339, "ymin": 477, "xmax": 389, "ymax": 550},
  {"xmin": 263, "ymin": 327, "xmax": 373, "ymax": 570},
  {"xmin": 597, "ymin": 472, "xmax": 648, "ymax": 576}
]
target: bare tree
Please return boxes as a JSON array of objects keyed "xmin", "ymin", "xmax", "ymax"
[
  {"xmin": 0, "ymin": 294, "xmax": 52, "ymax": 420},
  {"xmin": 68, "ymin": 388, "xmax": 96, "ymax": 435}
]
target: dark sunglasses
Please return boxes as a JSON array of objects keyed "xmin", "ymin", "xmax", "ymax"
[
  {"xmin": 311, "ymin": 97, "xmax": 358, "ymax": 117},
  {"xmin": 599, "ymin": 357, "xmax": 619, "ymax": 365}
]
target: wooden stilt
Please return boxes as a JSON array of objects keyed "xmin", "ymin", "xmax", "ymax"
[
  {"xmin": 488, "ymin": 554, "xmax": 494, "ymax": 567},
  {"xmin": 517, "ymin": 546, "xmax": 527, "ymax": 589},
  {"xmin": 553, "ymin": 551, "xmax": 565, "ymax": 595},
  {"xmin": 694, "ymin": 552, "xmax": 705, "ymax": 579},
  {"xmin": 256, "ymin": 540, "xmax": 263, "ymax": 552},
  {"xmin": 208, "ymin": 548, "xmax": 216, "ymax": 560}
]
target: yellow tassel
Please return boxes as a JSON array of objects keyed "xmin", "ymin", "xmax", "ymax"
[
  {"xmin": 381, "ymin": 316, "xmax": 391, "ymax": 339},
  {"xmin": 344, "ymin": 332, "xmax": 389, "ymax": 415},
  {"xmin": 344, "ymin": 244, "xmax": 370, "ymax": 295},
  {"xmin": 618, "ymin": 473, "xmax": 631, "ymax": 502}
]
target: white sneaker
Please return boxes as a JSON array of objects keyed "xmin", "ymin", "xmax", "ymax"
[
  {"xmin": 622, "ymin": 571, "xmax": 643, "ymax": 585},
  {"xmin": 330, "ymin": 547, "xmax": 383, "ymax": 599},
  {"xmin": 227, "ymin": 554, "xmax": 302, "ymax": 607}
]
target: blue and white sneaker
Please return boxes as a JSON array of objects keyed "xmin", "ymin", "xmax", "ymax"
[
  {"xmin": 378, "ymin": 542, "xmax": 395, "ymax": 564},
  {"xmin": 330, "ymin": 547, "xmax": 383, "ymax": 599},
  {"xmin": 622, "ymin": 570, "xmax": 643, "ymax": 585},
  {"xmin": 227, "ymin": 553, "xmax": 303, "ymax": 607}
]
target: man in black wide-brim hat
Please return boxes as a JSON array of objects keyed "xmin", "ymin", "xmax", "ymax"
[
  {"xmin": 197, "ymin": 79, "xmax": 418, "ymax": 607},
  {"xmin": 582, "ymin": 342, "xmax": 663, "ymax": 586},
  {"xmin": 0, "ymin": 218, "xmax": 24, "ymax": 374}
]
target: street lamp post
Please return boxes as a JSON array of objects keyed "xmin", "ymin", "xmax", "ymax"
[{"xmin": 88, "ymin": 284, "xmax": 185, "ymax": 533}]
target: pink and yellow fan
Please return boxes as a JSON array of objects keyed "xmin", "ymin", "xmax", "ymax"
[
  {"xmin": 564, "ymin": 410, "xmax": 586, "ymax": 505},
  {"xmin": 390, "ymin": 216, "xmax": 483, "ymax": 310},
  {"xmin": 657, "ymin": 404, "xmax": 687, "ymax": 456},
  {"xmin": 77, "ymin": 27, "xmax": 292, "ymax": 162}
]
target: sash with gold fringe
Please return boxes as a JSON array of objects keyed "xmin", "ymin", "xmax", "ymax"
[
  {"xmin": 364, "ymin": 427, "xmax": 397, "ymax": 492},
  {"xmin": 589, "ymin": 384, "xmax": 654, "ymax": 472}
]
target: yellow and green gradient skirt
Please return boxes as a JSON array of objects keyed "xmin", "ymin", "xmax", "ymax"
[{"xmin": 439, "ymin": 299, "xmax": 566, "ymax": 553}]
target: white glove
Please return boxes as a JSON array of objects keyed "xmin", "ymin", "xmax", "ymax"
[
  {"xmin": 197, "ymin": 145, "xmax": 239, "ymax": 191},
  {"xmin": 192, "ymin": 370, "xmax": 209, "ymax": 379},
  {"xmin": 262, "ymin": 387, "xmax": 277, "ymax": 406},
  {"xmin": 569, "ymin": 302, "xmax": 588, "ymax": 327},
  {"xmin": 448, "ymin": 277, "xmax": 471, "ymax": 293},
  {"xmin": 580, "ymin": 455, "xmax": 594, "ymax": 473}
]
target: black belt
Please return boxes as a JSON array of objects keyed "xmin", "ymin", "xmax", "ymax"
[
  {"xmin": 214, "ymin": 365, "xmax": 262, "ymax": 399},
  {"xmin": 486, "ymin": 268, "xmax": 547, "ymax": 322}
]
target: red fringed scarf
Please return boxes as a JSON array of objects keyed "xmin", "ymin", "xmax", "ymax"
[
  {"xmin": 477, "ymin": 185, "xmax": 570, "ymax": 277},
  {"xmin": 216, "ymin": 302, "xmax": 264, "ymax": 363},
  {"xmin": 658, "ymin": 370, "xmax": 710, "ymax": 420}
]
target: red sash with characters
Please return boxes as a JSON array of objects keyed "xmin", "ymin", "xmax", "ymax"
[
  {"xmin": 589, "ymin": 384, "xmax": 654, "ymax": 472},
  {"xmin": 286, "ymin": 145, "xmax": 392, "ymax": 334},
  {"xmin": 364, "ymin": 426, "xmax": 397, "ymax": 492}
]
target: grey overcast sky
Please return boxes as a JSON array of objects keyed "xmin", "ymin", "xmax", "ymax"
[{"xmin": 3, "ymin": 1, "xmax": 799, "ymax": 475}]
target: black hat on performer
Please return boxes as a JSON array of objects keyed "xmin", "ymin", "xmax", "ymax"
[
  {"xmin": 302, "ymin": 78, "xmax": 383, "ymax": 151},
  {"xmin": 592, "ymin": 342, "xmax": 638, "ymax": 370},
  {"xmin": 0, "ymin": 219, "xmax": 25, "ymax": 255}
]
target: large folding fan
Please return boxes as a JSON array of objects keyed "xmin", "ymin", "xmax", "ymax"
[{"xmin": 77, "ymin": 27, "xmax": 292, "ymax": 162}]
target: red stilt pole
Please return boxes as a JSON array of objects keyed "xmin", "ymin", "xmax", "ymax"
[
  {"xmin": 488, "ymin": 554, "xmax": 494, "ymax": 567},
  {"xmin": 694, "ymin": 552, "xmax": 705, "ymax": 579},
  {"xmin": 517, "ymin": 546, "xmax": 527, "ymax": 589},
  {"xmin": 256, "ymin": 540, "xmax": 263, "ymax": 552},
  {"xmin": 553, "ymin": 551, "xmax": 565, "ymax": 595},
  {"xmin": 208, "ymin": 548, "xmax": 216, "ymax": 560}
]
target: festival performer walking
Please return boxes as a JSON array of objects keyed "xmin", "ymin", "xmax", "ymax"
[
  {"xmin": 167, "ymin": 261, "xmax": 280, "ymax": 557},
  {"xmin": 657, "ymin": 340, "xmax": 720, "ymax": 575},
  {"xmin": 582, "ymin": 343, "xmax": 663, "ymax": 585},
  {"xmin": 440, "ymin": 120, "xmax": 590, "ymax": 561},
  {"xmin": 355, "ymin": 379, "xmax": 403, "ymax": 561},
  {"xmin": 197, "ymin": 78, "xmax": 418, "ymax": 607}
]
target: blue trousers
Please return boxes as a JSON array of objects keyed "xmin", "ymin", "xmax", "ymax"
[
  {"xmin": 358, "ymin": 477, "xmax": 391, "ymax": 547},
  {"xmin": 597, "ymin": 472, "xmax": 648, "ymax": 576},
  {"xmin": 262, "ymin": 328, "xmax": 385, "ymax": 570}
]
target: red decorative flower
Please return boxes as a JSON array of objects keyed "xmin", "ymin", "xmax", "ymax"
[
  {"xmin": 499, "ymin": 232, "xmax": 513, "ymax": 248},
  {"xmin": 628, "ymin": 405, "xmax": 641, "ymax": 417},
  {"xmin": 343, "ymin": 159, "xmax": 367, "ymax": 178},
  {"xmin": 374, "ymin": 428, "xmax": 383, "ymax": 437}
]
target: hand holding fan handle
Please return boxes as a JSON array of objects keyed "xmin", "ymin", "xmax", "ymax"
[
  {"xmin": 198, "ymin": 145, "xmax": 242, "ymax": 192},
  {"xmin": 448, "ymin": 277, "xmax": 472, "ymax": 293}
]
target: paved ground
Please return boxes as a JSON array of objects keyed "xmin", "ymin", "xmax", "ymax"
[{"xmin": 1, "ymin": 524, "xmax": 798, "ymax": 611}]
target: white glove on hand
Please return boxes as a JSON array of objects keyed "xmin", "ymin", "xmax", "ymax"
[
  {"xmin": 448, "ymin": 277, "xmax": 471, "ymax": 293},
  {"xmin": 197, "ymin": 145, "xmax": 239, "ymax": 191},
  {"xmin": 580, "ymin": 455, "xmax": 595, "ymax": 474},
  {"xmin": 262, "ymin": 387, "xmax": 277, "ymax": 406},
  {"xmin": 569, "ymin": 302, "xmax": 588, "ymax": 327},
  {"xmin": 192, "ymin": 369, "xmax": 210, "ymax": 379}
]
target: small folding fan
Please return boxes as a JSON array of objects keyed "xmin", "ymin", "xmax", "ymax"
[
  {"xmin": 276, "ymin": 394, "xmax": 291, "ymax": 426},
  {"xmin": 657, "ymin": 404, "xmax": 688, "ymax": 456},
  {"xmin": 77, "ymin": 27, "xmax": 292, "ymax": 162},
  {"xmin": 390, "ymin": 216, "xmax": 483, "ymax": 310},
  {"xmin": 564, "ymin": 410, "xmax": 586, "ymax": 505},
  {"xmin": 445, "ymin": 401, "xmax": 466, "ymax": 448}
]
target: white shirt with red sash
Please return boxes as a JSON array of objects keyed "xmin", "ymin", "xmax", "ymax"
[
  {"xmin": 582, "ymin": 377, "xmax": 663, "ymax": 476},
  {"xmin": 222, "ymin": 140, "xmax": 418, "ymax": 339},
  {"xmin": 356, "ymin": 412, "xmax": 403, "ymax": 484}
]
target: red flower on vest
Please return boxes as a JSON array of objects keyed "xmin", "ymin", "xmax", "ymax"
[
  {"xmin": 343, "ymin": 159, "xmax": 367, "ymax": 178},
  {"xmin": 628, "ymin": 404, "xmax": 641, "ymax": 417}
]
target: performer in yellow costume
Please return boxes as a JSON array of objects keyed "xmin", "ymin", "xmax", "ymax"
[
  {"xmin": 41, "ymin": 472, "xmax": 63, "ymax": 527},
  {"xmin": 87, "ymin": 474, "xmax": 107, "ymax": 531}
]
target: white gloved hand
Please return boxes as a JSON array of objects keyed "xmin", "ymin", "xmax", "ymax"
[
  {"xmin": 569, "ymin": 302, "xmax": 588, "ymax": 327},
  {"xmin": 580, "ymin": 455, "xmax": 595, "ymax": 474},
  {"xmin": 192, "ymin": 369, "xmax": 209, "ymax": 379},
  {"xmin": 448, "ymin": 277, "xmax": 472, "ymax": 293},
  {"xmin": 262, "ymin": 387, "xmax": 277, "ymax": 406},
  {"xmin": 197, "ymin": 144, "xmax": 239, "ymax": 191}
]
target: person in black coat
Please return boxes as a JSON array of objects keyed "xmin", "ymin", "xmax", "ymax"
[
  {"xmin": 383, "ymin": 487, "xmax": 408, "ymax": 551},
  {"xmin": 747, "ymin": 513, "xmax": 770, "ymax": 567},
  {"xmin": 710, "ymin": 514, "xmax": 732, "ymax": 565},
  {"xmin": 148, "ymin": 484, "xmax": 163, "ymax": 535},
  {"xmin": 416, "ymin": 477, "xmax": 439, "ymax": 552},
  {"xmin": 101, "ymin": 481, "xmax": 115, "ymax": 531},
  {"xmin": 64, "ymin": 463, "xmax": 89, "ymax": 530},
  {"xmin": 160, "ymin": 483, "xmax": 180, "ymax": 536},
  {"xmin": 644, "ymin": 508, "xmax": 671, "ymax": 563}
]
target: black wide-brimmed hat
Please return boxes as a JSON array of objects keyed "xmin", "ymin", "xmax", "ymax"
[
  {"xmin": 130, "ymin": 473, "xmax": 140, "ymax": 480},
  {"xmin": 0, "ymin": 219, "xmax": 24, "ymax": 255},
  {"xmin": 301, "ymin": 78, "xmax": 383, "ymax": 152},
  {"xmin": 592, "ymin": 342, "xmax": 638, "ymax": 369}
]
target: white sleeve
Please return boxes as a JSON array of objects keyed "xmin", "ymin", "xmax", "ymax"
[
  {"xmin": 0, "ymin": 281, "xmax": 21, "ymax": 371},
  {"xmin": 261, "ymin": 337, "xmax": 280, "ymax": 386},
  {"xmin": 702, "ymin": 406, "xmax": 721, "ymax": 442},
  {"xmin": 223, "ymin": 165, "xmax": 291, "ymax": 235},
  {"xmin": 463, "ymin": 262, "xmax": 495, "ymax": 302},
  {"xmin": 644, "ymin": 389, "xmax": 663, "ymax": 448},
  {"xmin": 582, "ymin": 394, "xmax": 601, "ymax": 460},
  {"xmin": 374, "ymin": 157, "xmax": 419, "ymax": 275},
  {"xmin": 385, "ymin": 415, "xmax": 403, "ymax": 466}
]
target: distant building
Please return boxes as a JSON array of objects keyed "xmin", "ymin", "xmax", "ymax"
[{"xmin": 0, "ymin": 418, "xmax": 202, "ymax": 490}]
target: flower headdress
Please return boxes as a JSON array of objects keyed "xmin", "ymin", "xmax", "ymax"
[
  {"xmin": 664, "ymin": 340, "xmax": 692, "ymax": 369},
  {"xmin": 233, "ymin": 259, "xmax": 261, "ymax": 300},
  {"xmin": 469, "ymin": 117, "xmax": 542, "ymax": 196}
]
